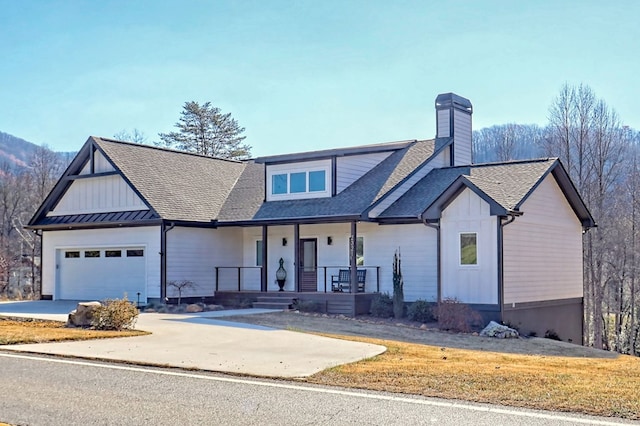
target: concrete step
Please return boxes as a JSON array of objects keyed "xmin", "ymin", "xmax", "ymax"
[{"xmin": 252, "ymin": 301, "xmax": 293, "ymax": 310}]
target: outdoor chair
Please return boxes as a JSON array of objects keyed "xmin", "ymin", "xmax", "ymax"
[{"xmin": 331, "ymin": 269, "xmax": 366, "ymax": 292}]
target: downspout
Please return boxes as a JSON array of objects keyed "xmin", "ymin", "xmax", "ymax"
[
  {"xmin": 160, "ymin": 221, "xmax": 176, "ymax": 301},
  {"xmin": 498, "ymin": 214, "xmax": 517, "ymax": 322},
  {"xmin": 422, "ymin": 219, "xmax": 441, "ymax": 303},
  {"xmin": 34, "ymin": 230, "xmax": 43, "ymax": 299}
]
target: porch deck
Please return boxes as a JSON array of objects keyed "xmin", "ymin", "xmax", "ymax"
[{"xmin": 214, "ymin": 290, "xmax": 377, "ymax": 317}]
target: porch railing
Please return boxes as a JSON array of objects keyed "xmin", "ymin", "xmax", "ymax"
[{"xmin": 214, "ymin": 265, "xmax": 380, "ymax": 293}]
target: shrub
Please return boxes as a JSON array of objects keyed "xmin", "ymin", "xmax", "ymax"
[
  {"xmin": 92, "ymin": 298, "xmax": 139, "ymax": 330},
  {"xmin": 294, "ymin": 299, "xmax": 322, "ymax": 313},
  {"xmin": 544, "ymin": 329, "xmax": 561, "ymax": 341},
  {"xmin": 392, "ymin": 249, "xmax": 404, "ymax": 318},
  {"xmin": 407, "ymin": 300, "xmax": 434, "ymax": 323},
  {"xmin": 370, "ymin": 293, "xmax": 394, "ymax": 318},
  {"xmin": 432, "ymin": 298, "xmax": 483, "ymax": 333}
]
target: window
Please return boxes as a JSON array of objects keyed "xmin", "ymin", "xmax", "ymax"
[
  {"xmin": 105, "ymin": 250, "xmax": 122, "ymax": 258},
  {"xmin": 356, "ymin": 236, "xmax": 364, "ymax": 266},
  {"xmin": 460, "ymin": 233, "xmax": 477, "ymax": 265},
  {"xmin": 350, "ymin": 236, "xmax": 365, "ymax": 266},
  {"xmin": 65, "ymin": 251, "xmax": 80, "ymax": 258},
  {"xmin": 256, "ymin": 240, "xmax": 263, "ymax": 267},
  {"xmin": 309, "ymin": 170, "xmax": 326, "ymax": 192},
  {"xmin": 269, "ymin": 169, "xmax": 328, "ymax": 196},
  {"xmin": 126, "ymin": 249, "xmax": 144, "ymax": 257},
  {"xmin": 84, "ymin": 250, "xmax": 100, "ymax": 258},
  {"xmin": 290, "ymin": 172, "xmax": 306, "ymax": 193},
  {"xmin": 272, "ymin": 174, "xmax": 287, "ymax": 194}
]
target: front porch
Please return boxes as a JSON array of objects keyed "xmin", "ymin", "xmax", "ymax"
[{"xmin": 213, "ymin": 290, "xmax": 378, "ymax": 316}]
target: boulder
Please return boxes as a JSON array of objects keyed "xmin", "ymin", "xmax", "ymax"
[
  {"xmin": 479, "ymin": 321, "xmax": 520, "ymax": 339},
  {"xmin": 186, "ymin": 304, "xmax": 203, "ymax": 313},
  {"xmin": 206, "ymin": 304, "xmax": 224, "ymax": 311},
  {"xmin": 67, "ymin": 301, "xmax": 102, "ymax": 327}
]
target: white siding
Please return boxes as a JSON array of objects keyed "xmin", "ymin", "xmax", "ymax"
[
  {"xmin": 167, "ymin": 227, "xmax": 243, "ymax": 297},
  {"xmin": 79, "ymin": 150, "xmax": 115, "ymax": 175},
  {"xmin": 41, "ymin": 226, "xmax": 161, "ymax": 299},
  {"xmin": 49, "ymin": 174, "xmax": 147, "ymax": 216},
  {"xmin": 503, "ymin": 175, "xmax": 583, "ymax": 304},
  {"xmin": 440, "ymin": 188, "xmax": 498, "ymax": 304},
  {"xmin": 241, "ymin": 222, "xmax": 437, "ymax": 299},
  {"xmin": 359, "ymin": 222, "xmax": 438, "ymax": 301},
  {"xmin": 453, "ymin": 109, "xmax": 472, "ymax": 166},
  {"xmin": 368, "ymin": 150, "xmax": 448, "ymax": 218},
  {"xmin": 436, "ymin": 109, "xmax": 450, "ymax": 138},
  {"xmin": 336, "ymin": 152, "xmax": 392, "ymax": 193}
]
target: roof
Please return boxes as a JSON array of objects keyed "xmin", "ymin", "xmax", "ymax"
[
  {"xmin": 379, "ymin": 158, "xmax": 595, "ymax": 228},
  {"xmin": 93, "ymin": 138, "xmax": 246, "ymax": 222},
  {"xmin": 217, "ymin": 139, "xmax": 438, "ymax": 223}
]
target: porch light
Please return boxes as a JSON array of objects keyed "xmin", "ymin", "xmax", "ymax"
[
  {"xmin": 327, "ymin": 236, "xmax": 333, "ymax": 245},
  {"xmin": 282, "ymin": 237, "xmax": 287, "ymax": 246}
]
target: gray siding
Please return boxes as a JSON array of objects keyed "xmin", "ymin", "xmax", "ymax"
[
  {"xmin": 453, "ymin": 109, "xmax": 472, "ymax": 165},
  {"xmin": 336, "ymin": 152, "xmax": 392, "ymax": 193}
]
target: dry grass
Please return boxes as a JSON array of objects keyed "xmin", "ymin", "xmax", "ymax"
[
  {"xmin": 0, "ymin": 317, "xmax": 148, "ymax": 345},
  {"xmin": 308, "ymin": 335, "xmax": 640, "ymax": 420}
]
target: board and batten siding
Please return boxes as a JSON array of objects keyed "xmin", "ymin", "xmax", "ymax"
[
  {"xmin": 336, "ymin": 152, "xmax": 392, "ymax": 193},
  {"xmin": 41, "ymin": 226, "xmax": 161, "ymax": 299},
  {"xmin": 503, "ymin": 175, "xmax": 583, "ymax": 304},
  {"xmin": 80, "ymin": 150, "xmax": 115, "ymax": 174},
  {"xmin": 440, "ymin": 188, "xmax": 498, "ymax": 304},
  {"xmin": 49, "ymin": 174, "xmax": 147, "ymax": 216},
  {"xmin": 167, "ymin": 227, "xmax": 243, "ymax": 297},
  {"xmin": 452, "ymin": 109, "xmax": 472, "ymax": 166},
  {"xmin": 359, "ymin": 222, "xmax": 438, "ymax": 302},
  {"xmin": 368, "ymin": 150, "xmax": 448, "ymax": 218}
]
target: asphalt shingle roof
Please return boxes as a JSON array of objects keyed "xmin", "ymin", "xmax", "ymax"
[
  {"xmin": 94, "ymin": 137, "xmax": 246, "ymax": 222},
  {"xmin": 217, "ymin": 139, "xmax": 437, "ymax": 222},
  {"xmin": 379, "ymin": 158, "xmax": 558, "ymax": 218}
]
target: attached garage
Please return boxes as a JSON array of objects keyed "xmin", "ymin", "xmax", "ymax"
[{"xmin": 57, "ymin": 247, "xmax": 147, "ymax": 302}]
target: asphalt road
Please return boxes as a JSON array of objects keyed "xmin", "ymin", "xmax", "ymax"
[{"xmin": 0, "ymin": 352, "xmax": 634, "ymax": 426}]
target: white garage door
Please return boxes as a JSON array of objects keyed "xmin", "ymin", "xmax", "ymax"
[{"xmin": 57, "ymin": 247, "xmax": 146, "ymax": 302}]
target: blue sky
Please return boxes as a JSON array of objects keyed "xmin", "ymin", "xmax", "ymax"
[{"xmin": 1, "ymin": 1, "xmax": 638, "ymax": 156}]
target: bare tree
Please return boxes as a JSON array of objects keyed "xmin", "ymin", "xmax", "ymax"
[
  {"xmin": 113, "ymin": 129, "xmax": 147, "ymax": 144},
  {"xmin": 168, "ymin": 280, "xmax": 195, "ymax": 305}
]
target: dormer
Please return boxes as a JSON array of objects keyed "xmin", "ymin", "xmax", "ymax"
[{"xmin": 255, "ymin": 141, "xmax": 409, "ymax": 202}]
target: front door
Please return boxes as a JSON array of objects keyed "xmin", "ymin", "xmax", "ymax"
[{"xmin": 299, "ymin": 238, "xmax": 317, "ymax": 292}]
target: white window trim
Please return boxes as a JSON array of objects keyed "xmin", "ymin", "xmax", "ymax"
[
  {"xmin": 459, "ymin": 232, "xmax": 478, "ymax": 267},
  {"xmin": 266, "ymin": 160, "xmax": 331, "ymax": 201}
]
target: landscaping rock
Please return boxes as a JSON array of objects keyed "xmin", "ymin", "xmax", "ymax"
[
  {"xmin": 206, "ymin": 304, "xmax": 224, "ymax": 311},
  {"xmin": 67, "ymin": 301, "xmax": 102, "ymax": 327},
  {"xmin": 479, "ymin": 321, "xmax": 519, "ymax": 339},
  {"xmin": 186, "ymin": 304, "xmax": 203, "ymax": 313}
]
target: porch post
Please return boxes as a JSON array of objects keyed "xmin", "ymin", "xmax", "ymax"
[
  {"xmin": 350, "ymin": 221, "xmax": 357, "ymax": 293},
  {"xmin": 294, "ymin": 223, "xmax": 300, "ymax": 292},
  {"xmin": 261, "ymin": 225, "xmax": 268, "ymax": 292}
]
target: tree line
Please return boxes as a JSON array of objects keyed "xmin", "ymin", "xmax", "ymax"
[{"xmin": 473, "ymin": 83, "xmax": 640, "ymax": 356}]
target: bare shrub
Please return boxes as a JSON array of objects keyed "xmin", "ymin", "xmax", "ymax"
[
  {"xmin": 92, "ymin": 298, "xmax": 139, "ymax": 330},
  {"xmin": 370, "ymin": 293, "xmax": 394, "ymax": 318},
  {"xmin": 433, "ymin": 298, "xmax": 483, "ymax": 333},
  {"xmin": 407, "ymin": 300, "xmax": 434, "ymax": 323},
  {"xmin": 168, "ymin": 280, "xmax": 195, "ymax": 305},
  {"xmin": 294, "ymin": 300, "xmax": 322, "ymax": 313}
]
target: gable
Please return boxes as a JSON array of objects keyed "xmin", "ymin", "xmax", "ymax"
[
  {"xmin": 518, "ymin": 173, "xmax": 581, "ymax": 228},
  {"xmin": 48, "ymin": 174, "xmax": 148, "ymax": 216},
  {"xmin": 79, "ymin": 150, "xmax": 115, "ymax": 174}
]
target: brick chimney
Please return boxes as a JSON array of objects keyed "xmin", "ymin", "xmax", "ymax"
[{"xmin": 435, "ymin": 93, "xmax": 473, "ymax": 166}]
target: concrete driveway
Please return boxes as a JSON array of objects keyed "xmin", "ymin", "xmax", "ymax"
[{"xmin": 0, "ymin": 301, "xmax": 386, "ymax": 378}]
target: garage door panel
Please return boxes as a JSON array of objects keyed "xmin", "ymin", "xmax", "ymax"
[{"xmin": 57, "ymin": 247, "xmax": 146, "ymax": 302}]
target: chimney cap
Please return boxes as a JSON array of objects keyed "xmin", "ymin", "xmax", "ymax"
[{"xmin": 435, "ymin": 93, "xmax": 472, "ymax": 113}]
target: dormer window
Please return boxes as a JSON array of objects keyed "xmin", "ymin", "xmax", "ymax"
[{"xmin": 266, "ymin": 160, "xmax": 331, "ymax": 201}]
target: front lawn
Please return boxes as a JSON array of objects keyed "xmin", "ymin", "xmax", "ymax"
[
  {"xmin": 0, "ymin": 316, "xmax": 148, "ymax": 345},
  {"xmin": 308, "ymin": 335, "xmax": 640, "ymax": 420}
]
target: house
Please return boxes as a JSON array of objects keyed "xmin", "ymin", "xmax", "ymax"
[{"xmin": 27, "ymin": 93, "xmax": 594, "ymax": 343}]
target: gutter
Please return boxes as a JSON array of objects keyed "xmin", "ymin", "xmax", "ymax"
[
  {"xmin": 160, "ymin": 221, "xmax": 176, "ymax": 301},
  {"xmin": 498, "ymin": 213, "xmax": 518, "ymax": 322}
]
